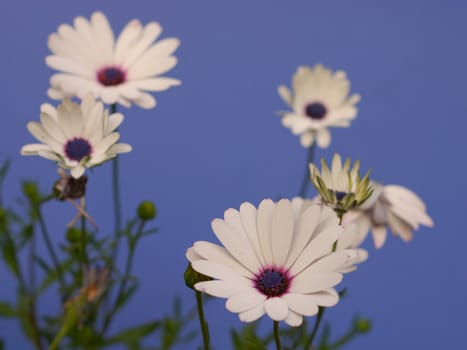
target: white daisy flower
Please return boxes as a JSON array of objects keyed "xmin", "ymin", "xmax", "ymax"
[
  {"xmin": 343, "ymin": 182, "xmax": 434, "ymax": 249},
  {"xmin": 278, "ymin": 64, "xmax": 360, "ymax": 148},
  {"xmin": 21, "ymin": 95, "xmax": 132, "ymax": 178},
  {"xmin": 309, "ymin": 153, "xmax": 372, "ymax": 213},
  {"xmin": 186, "ymin": 198, "xmax": 365, "ymax": 327},
  {"xmin": 46, "ymin": 11, "xmax": 181, "ymax": 109}
]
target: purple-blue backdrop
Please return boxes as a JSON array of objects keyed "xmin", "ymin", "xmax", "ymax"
[{"xmin": 0, "ymin": 0, "xmax": 464, "ymax": 349}]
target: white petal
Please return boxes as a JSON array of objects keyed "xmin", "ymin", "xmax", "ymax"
[
  {"xmin": 71, "ymin": 165, "xmax": 85, "ymax": 178},
  {"xmin": 300, "ymin": 132, "xmax": 314, "ymax": 148},
  {"xmin": 291, "ymin": 271, "xmax": 342, "ymax": 294},
  {"xmin": 285, "ymin": 204, "xmax": 324, "ymax": 269},
  {"xmin": 289, "ymin": 226, "xmax": 342, "ymax": 276},
  {"xmin": 309, "ymin": 289, "xmax": 339, "ymax": 307},
  {"xmin": 191, "ymin": 260, "xmax": 251, "ymax": 285},
  {"xmin": 195, "ymin": 280, "xmax": 250, "ymax": 298},
  {"xmin": 238, "ymin": 304, "xmax": 265, "ymax": 323},
  {"xmin": 278, "ymin": 85, "xmax": 292, "ymax": 106},
  {"xmin": 256, "ymin": 199, "xmax": 275, "ymax": 265},
  {"xmin": 193, "ymin": 241, "xmax": 254, "ymax": 278},
  {"xmin": 115, "ymin": 19, "xmax": 143, "ymax": 64},
  {"xmin": 316, "ymin": 128, "xmax": 331, "ymax": 148},
  {"xmin": 284, "ymin": 310, "xmax": 303, "ymax": 327},
  {"xmin": 211, "ymin": 219, "xmax": 260, "ymax": 273},
  {"xmin": 226, "ymin": 291, "xmax": 266, "ymax": 313},
  {"xmin": 264, "ymin": 297, "xmax": 288, "ymax": 321},
  {"xmin": 372, "ymin": 225, "xmax": 387, "ymax": 249},
  {"xmin": 186, "ymin": 247, "xmax": 202, "ymax": 262},
  {"xmin": 122, "ymin": 22, "xmax": 163, "ymax": 68},
  {"xmin": 129, "ymin": 77, "xmax": 181, "ymax": 91},
  {"xmin": 282, "ymin": 293, "xmax": 319, "ymax": 316},
  {"xmin": 239, "ymin": 202, "xmax": 265, "ymax": 265},
  {"xmin": 132, "ymin": 92, "xmax": 157, "ymax": 109},
  {"xmin": 271, "ymin": 199, "xmax": 294, "ymax": 266}
]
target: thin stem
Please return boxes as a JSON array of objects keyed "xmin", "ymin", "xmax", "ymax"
[
  {"xmin": 36, "ymin": 204, "xmax": 66, "ymax": 291},
  {"xmin": 304, "ymin": 306, "xmax": 324, "ymax": 350},
  {"xmin": 273, "ymin": 320, "xmax": 282, "ymax": 350},
  {"xmin": 195, "ymin": 291, "xmax": 210, "ymax": 350},
  {"xmin": 298, "ymin": 144, "xmax": 316, "ymax": 198},
  {"xmin": 101, "ymin": 220, "xmax": 145, "ymax": 333},
  {"xmin": 329, "ymin": 329, "xmax": 358, "ymax": 350},
  {"xmin": 28, "ymin": 229, "xmax": 44, "ymax": 350},
  {"xmin": 110, "ymin": 103, "xmax": 122, "ymax": 239},
  {"xmin": 80, "ymin": 214, "xmax": 88, "ymax": 264}
]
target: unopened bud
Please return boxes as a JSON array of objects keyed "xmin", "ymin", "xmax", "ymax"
[{"xmin": 137, "ymin": 201, "xmax": 157, "ymax": 221}]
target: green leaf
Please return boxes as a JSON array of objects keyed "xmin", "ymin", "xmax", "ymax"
[
  {"xmin": 0, "ymin": 236, "xmax": 20, "ymax": 278},
  {"xmin": 0, "ymin": 301, "xmax": 17, "ymax": 317},
  {"xmin": 104, "ymin": 321, "xmax": 161, "ymax": 346}
]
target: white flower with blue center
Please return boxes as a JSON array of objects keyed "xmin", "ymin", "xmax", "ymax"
[
  {"xmin": 278, "ymin": 64, "xmax": 360, "ymax": 148},
  {"xmin": 21, "ymin": 95, "xmax": 132, "ymax": 178},
  {"xmin": 186, "ymin": 198, "xmax": 365, "ymax": 326},
  {"xmin": 46, "ymin": 11, "xmax": 181, "ymax": 109}
]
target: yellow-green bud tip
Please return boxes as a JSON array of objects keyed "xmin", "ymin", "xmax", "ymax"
[
  {"xmin": 137, "ymin": 201, "xmax": 157, "ymax": 221},
  {"xmin": 66, "ymin": 227, "xmax": 83, "ymax": 243},
  {"xmin": 184, "ymin": 263, "xmax": 212, "ymax": 290},
  {"xmin": 355, "ymin": 318, "xmax": 372, "ymax": 333}
]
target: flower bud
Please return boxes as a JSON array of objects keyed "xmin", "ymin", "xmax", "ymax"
[
  {"xmin": 355, "ymin": 318, "xmax": 371, "ymax": 333},
  {"xmin": 137, "ymin": 201, "xmax": 157, "ymax": 221},
  {"xmin": 184, "ymin": 263, "xmax": 211, "ymax": 290}
]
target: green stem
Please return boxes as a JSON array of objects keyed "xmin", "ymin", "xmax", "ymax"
[
  {"xmin": 304, "ymin": 306, "xmax": 324, "ymax": 350},
  {"xmin": 195, "ymin": 291, "xmax": 210, "ymax": 350},
  {"xmin": 101, "ymin": 220, "xmax": 145, "ymax": 333},
  {"xmin": 273, "ymin": 320, "xmax": 282, "ymax": 350},
  {"xmin": 36, "ymin": 204, "xmax": 66, "ymax": 291},
  {"xmin": 80, "ymin": 215, "xmax": 88, "ymax": 265},
  {"xmin": 298, "ymin": 144, "xmax": 316, "ymax": 198},
  {"xmin": 111, "ymin": 104, "xmax": 122, "ymax": 239},
  {"xmin": 329, "ymin": 329, "xmax": 358, "ymax": 350},
  {"xmin": 28, "ymin": 228, "xmax": 44, "ymax": 350}
]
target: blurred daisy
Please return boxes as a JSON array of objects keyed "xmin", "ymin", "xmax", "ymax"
[
  {"xmin": 309, "ymin": 153, "xmax": 372, "ymax": 214},
  {"xmin": 344, "ymin": 183, "xmax": 434, "ymax": 249},
  {"xmin": 21, "ymin": 95, "xmax": 132, "ymax": 178},
  {"xmin": 46, "ymin": 11, "xmax": 180, "ymax": 109},
  {"xmin": 186, "ymin": 198, "xmax": 365, "ymax": 326},
  {"xmin": 278, "ymin": 64, "xmax": 360, "ymax": 148}
]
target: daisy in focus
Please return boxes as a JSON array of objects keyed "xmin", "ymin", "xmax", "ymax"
[
  {"xmin": 309, "ymin": 153, "xmax": 372, "ymax": 214},
  {"xmin": 278, "ymin": 64, "xmax": 360, "ymax": 148},
  {"xmin": 21, "ymin": 95, "xmax": 132, "ymax": 178},
  {"xmin": 343, "ymin": 182, "xmax": 434, "ymax": 249},
  {"xmin": 46, "ymin": 11, "xmax": 181, "ymax": 109},
  {"xmin": 186, "ymin": 198, "xmax": 366, "ymax": 326}
]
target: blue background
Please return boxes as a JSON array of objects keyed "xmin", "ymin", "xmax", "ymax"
[{"xmin": 0, "ymin": 0, "xmax": 464, "ymax": 348}]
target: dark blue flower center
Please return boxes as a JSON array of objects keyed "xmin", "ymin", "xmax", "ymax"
[
  {"xmin": 305, "ymin": 102, "xmax": 327, "ymax": 120},
  {"xmin": 64, "ymin": 138, "xmax": 92, "ymax": 161},
  {"xmin": 97, "ymin": 67, "xmax": 126, "ymax": 86},
  {"xmin": 255, "ymin": 268, "xmax": 290, "ymax": 298},
  {"xmin": 335, "ymin": 191, "xmax": 347, "ymax": 201}
]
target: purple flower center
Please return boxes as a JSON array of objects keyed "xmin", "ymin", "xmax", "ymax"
[
  {"xmin": 97, "ymin": 66, "xmax": 126, "ymax": 86},
  {"xmin": 305, "ymin": 102, "xmax": 327, "ymax": 120},
  {"xmin": 254, "ymin": 267, "xmax": 291, "ymax": 298},
  {"xmin": 335, "ymin": 191, "xmax": 347, "ymax": 201},
  {"xmin": 64, "ymin": 138, "xmax": 92, "ymax": 161}
]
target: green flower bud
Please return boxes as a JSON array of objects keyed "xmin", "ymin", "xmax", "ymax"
[
  {"xmin": 355, "ymin": 318, "xmax": 371, "ymax": 333},
  {"xmin": 137, "ymin": 201, "xmax": 157, "ymax": 221},
  {"xmin": 22, "ymin": 181, "xmax": 41, "ymax": 204},
  {"xmin": 184, "ymin": 263, "xmax": 211, "ymax": 290},
  {"xmin": 66, "ymin": 227, "xmax": 83, "ymax": 243}
]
